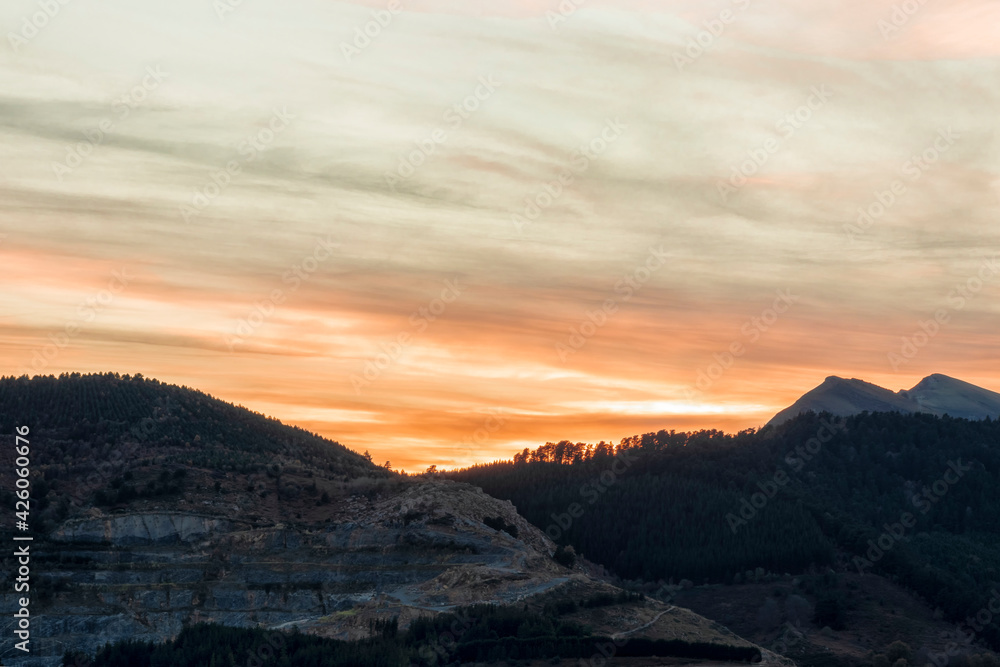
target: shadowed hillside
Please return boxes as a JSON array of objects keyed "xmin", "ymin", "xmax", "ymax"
[
  {"xmin": 0, "ymin": 374, "xmax": 778, "ymax": 667},
  {"xmin": 449, "ymin": 411, "xmax": 1000, "ymax": 662}
]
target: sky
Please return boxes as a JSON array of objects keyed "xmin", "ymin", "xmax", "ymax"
[{"xmin": 1, "ymin": 0, "xmax": 998, "ymax": 471}]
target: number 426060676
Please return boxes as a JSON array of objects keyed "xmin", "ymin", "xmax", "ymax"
[{"xmin": 14, "ymin": 425, "xmax": 30, "ymax": 523}]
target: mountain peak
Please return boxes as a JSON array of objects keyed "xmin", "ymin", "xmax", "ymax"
[
  {"xmin": 905, "ymin": 373, "xmax": 1000, "ymax": 420},
  {"xmin": 767, "ymin": 373, "xmax": 1000, "ymax": 427},
  {"xmin": 911, "ymin": 372, "xmax": 955, "ymax": 385},
  {"xmin": 821, "ymin": 375, "xmax": 880, "ymax": 387}
]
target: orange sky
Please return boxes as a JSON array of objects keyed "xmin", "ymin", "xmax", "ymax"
[{"xmin": 1, "ymin": 0, "xmax": 998, "ymax": 470}]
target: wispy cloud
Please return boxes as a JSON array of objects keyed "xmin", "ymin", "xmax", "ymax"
[{"xmin": 1, "ymin": 0, "xmax": 998, "ymax": 469}]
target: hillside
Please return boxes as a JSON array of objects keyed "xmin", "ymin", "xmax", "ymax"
[
  {"xmin": 0, "ymin": 373, "xmax": 777, "ymax": 666},
  {"xmin": 448, "ymin": 411, "xmax": 1000, "ymax": 665},
  {"xmin": 674, "ymin": 571, "xmax": 1000, "ymax": 667},
  {"xmin": 0, "ymin": 372, "xmax": 380, "ymax": 533}
]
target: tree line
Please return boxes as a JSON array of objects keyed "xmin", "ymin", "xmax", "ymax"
[
  {"xmin": 64, "ymin": 603, "xmax": 760, "ymax": 666},
  {"xmin": 448, "ymin": 411, "xmax": 1000, "ymax": 650}
]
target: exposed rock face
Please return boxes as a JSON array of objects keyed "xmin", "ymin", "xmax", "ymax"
[
  {"xmin": 51, "ymin": 513, "xmax": 237, "ymax": 545},
  {"xmin": 1, "ymin": 480, "xmax": 568, "ymax": 665}
]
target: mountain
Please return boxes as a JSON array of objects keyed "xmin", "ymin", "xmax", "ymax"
[
  {"xmin": 903, "ymin": 373, "xmax": 1000, "ymax": 420},
  {"xmin": 766, "ymin": 373, "xmax": 1000, "ymax": 426},
  {"xmin": 449, "ymin": 411, "xmax": 1000, "ymax": 666},
  {"xmin": 766, "ymin": 376, "xmax": 921, "ymax": 427},
  {"xmin": 0, "ymin": 373, "xmax": 780, "ymax": 666}
]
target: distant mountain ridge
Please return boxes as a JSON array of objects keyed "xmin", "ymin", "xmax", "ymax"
[{"xmin": 767, "ymin": 373, "xmax": 1000, "ymax": 426}]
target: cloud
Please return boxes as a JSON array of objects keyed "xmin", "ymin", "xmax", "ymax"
[{"xmin": 1, "ymin": 0, "xmax": 998, "ymax": 468}]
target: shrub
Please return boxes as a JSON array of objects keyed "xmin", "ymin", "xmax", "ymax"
[
  {"xmin": 554, "ymin": 545, "xmax": 576, "ymax": 568},
  {"xmin": 887, "ymin": 642, "xmax": 913, "ymax": 664}
]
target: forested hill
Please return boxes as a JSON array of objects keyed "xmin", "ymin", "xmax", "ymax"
[
  {"xmin": 447, "ymin": 411, "xmax": 1000, "ymax": 649},
  {"xmin": 0, "ymin": 372, "xmax": 375, "ymax": 473},
  {"xmin": 0, "ymin": 373, "xmax": 382, "ymax": 533}
]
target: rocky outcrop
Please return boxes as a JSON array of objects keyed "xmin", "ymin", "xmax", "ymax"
[
  {"xmin": 1, "ymin": 480, "xmax": 568, "ymax": 665},
  {"xmin": 50, "ymin": 512, "xmax": 239, "ymax": 546}
]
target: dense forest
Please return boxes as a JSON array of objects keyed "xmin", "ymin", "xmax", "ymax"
[
  {"xmin": 448, "ymin": 412, "xmax": 1000, "ymax": 650},
  {"xmin": 0, "ymin": 372, "xmax": 375, "ymax": 476},
  {"xmin": 62, "ymin": 605, "xmax": 761, "ymax": 666},
  {"xmin": 0, "ymin": 373, "xmax": 386, "ymax": 533}
]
